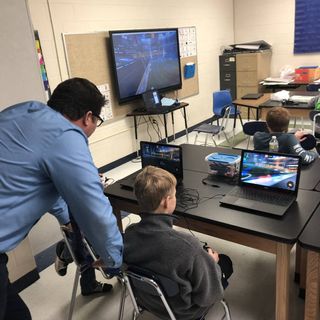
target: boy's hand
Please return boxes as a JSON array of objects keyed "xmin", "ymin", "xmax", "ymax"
[
  {"xmin": 207, "ymin": 247, "xmax": 219, "ymax": 263},
  {"xmin": 294, "ymin": 130, "xmax": 307, "ymax": 141}
]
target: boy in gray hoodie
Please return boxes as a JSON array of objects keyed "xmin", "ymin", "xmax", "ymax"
[{"xmin": 123, "ymin": 166, "xmax": 232, "ymax": 320}]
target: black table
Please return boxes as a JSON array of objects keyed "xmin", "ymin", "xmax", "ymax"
[
  {"xmin": 127, "ymin": 103, "xmax": 189, "ymax": 155},
  {"xmin": 180, "ymin": 143, "xmax": 320, "ymax": 191},
  {"xmin": 298, "ymin": 206, "xmax": 320, "ymax": 320},
  {"xmin": 105, "ymin": 144, "xmax": 320, "ymax": 320}
]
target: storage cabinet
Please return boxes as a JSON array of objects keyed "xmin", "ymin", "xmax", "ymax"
[
  {"xmin": 219, "ymin": 55, "xmax": 237, "ymax": 100},
  {"xmin": 219, "ymin": 51, "xmax": 271, "ymax": 119},
  {"xmin": 236, "ymin": 51, "xmax": 271, "ymax": 99}
]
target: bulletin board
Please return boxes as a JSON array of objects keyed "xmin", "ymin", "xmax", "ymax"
[
  {"xmin": 62, "ymin": 28, "xmax": 199, "ymax": 120},
  {"xmin": 177, "ymin": 26, "xmax": 199, "ymax": 99},
  {"xmin": 62, "ymin": 31, "xmax": 134, "ymax": 120},
  {"xmin": 294, "ymin": 0, "xmax": 320, "ymax": 54}
]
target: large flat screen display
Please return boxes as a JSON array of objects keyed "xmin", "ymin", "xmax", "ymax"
[{"xmin": 109, "ymin": 28, "xmax": 182, "ymax": 104}]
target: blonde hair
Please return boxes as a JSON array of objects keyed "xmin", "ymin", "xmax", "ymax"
[
  {"xmin": 266, "ymin": 107, "xmax": 290, "ymax": 132},
  {"xmin": 134, "ymin": 166, "xmax": 177, "ymax": 212}
]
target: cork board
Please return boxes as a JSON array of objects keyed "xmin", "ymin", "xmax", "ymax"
[
  {"xmin": 177, "ymin": 55, "xmax": 199, "ymax": 99},
  {"xmin": 63, "ymin": 32, "xmax": 135, "ymax": 119},
  {"xmin": 62, "ymin": 29, "xmax": 199, "ymax": 119}
]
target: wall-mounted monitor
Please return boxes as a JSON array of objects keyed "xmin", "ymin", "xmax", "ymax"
[{"xmin": 109, "ymin": 28, "xmax": 182, "ymax": 104}]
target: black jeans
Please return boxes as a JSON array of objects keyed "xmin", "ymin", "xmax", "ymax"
[{"xmin": 0, "ymin": 253, "xmax": 32, "ymax": 320}]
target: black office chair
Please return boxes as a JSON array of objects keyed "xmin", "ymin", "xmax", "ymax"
[
  {"xmin": 242, "ymin": 121, "xmax": 268, "ymax": 149},
  {"xmin": 309, "ymin": 110, "xmax": 320, "ymax": 152},
  {"xmin": 119, "ymin": 265, "xmax": 231, "ymax": 320},
  {"xmin": 60, "ymin": 225, "xmax": 125, "ymax": 320}
]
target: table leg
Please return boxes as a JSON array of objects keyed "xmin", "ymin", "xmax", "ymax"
[
  {"xmin": 171, "ymin": 112, "xmax": 175, "ymax": 141},
  {"xmin": 163, "ymin": 114, "xmax": 168, "ymax": 143},
  {"xmin": 256, "ymin": 108, "xmax": 259, "ymax": 120},
  {"xmin": 304, "ymin": 250, "xmax": 320, "ymax": 320},
  {"xmin": 133, "ymin": 116, "xmax": 139, "ymax": 157},
  {"xmin": 183, "ymin": 106, "xmax": 189, "ymax": 142},
  {"xmin": 276, "ymin": 242, "xmax": 291, "ymax": 320}
]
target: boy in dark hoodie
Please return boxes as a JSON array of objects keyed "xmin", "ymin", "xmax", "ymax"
[{"xmin": 254, "ymin": 106, "xmax": 318, "ymax": 164}]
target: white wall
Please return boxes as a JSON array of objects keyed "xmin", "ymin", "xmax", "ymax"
[
  {"xmin": 27, "ymin": 0, "xmax": 235, "ymax": 254},
  {"xmin": 0, "ymin": 0, "xmax": 46, "ymax": 110},
  {"xmin": 234, "ymin": 0, "xmax": 320, "ymax": 76}
]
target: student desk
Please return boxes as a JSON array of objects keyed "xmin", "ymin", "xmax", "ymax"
[
  {"xmin": 298, "ymin": 206, "xmax": 320, "ymax": 320},
  {"xmin": 232, "ymin": 94, "xmax": 271, "ymax": 121},
  {"xmin": 126, "ymin": 103, "xmax": 189, "ymax": 154},
  {"xmin": 104, "ymin": 144, "xmax": 320, "ymax": 320},
  {"xmin": 259, "ymin": 91, "xmax": 318, "ymax": 122}
]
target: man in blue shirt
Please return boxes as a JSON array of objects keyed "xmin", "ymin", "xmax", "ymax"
[{"xmin": 0, "ymin": 78, "xmax": 123, "ymax": 320}]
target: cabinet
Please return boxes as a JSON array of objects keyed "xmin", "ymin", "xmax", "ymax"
[
  {"xmin": 236, "ymin": 51, "xmax": 271, "ymax": 98},
  {"xmin": 219, "ymin": 51, "xmax": 271, "ymax": 119},
  {"xmin": 219, "ymin": 55, "xmax": 237, "ymax": 100}
]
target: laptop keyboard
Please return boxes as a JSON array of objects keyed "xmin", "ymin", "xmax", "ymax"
[{"xmin": 230, "ymin": 187, "xmax": 293, "ymax": 206}]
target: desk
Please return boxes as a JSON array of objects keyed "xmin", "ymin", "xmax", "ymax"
[
  {"xmin": 105, "ymin": 144, "xmax": 320, "ymax": 320},
  {"xmin": 298, "ymin": 206, "xmax": 320, "ymax": 320},
  {"xmin": 127, "ymin": 103, "xmax": 189, "ymax": 154},
  {"xmin": 259, "ymin": 91, "xmax": 318, "ymax": 121},
  {"xmin": 233, "ymin": 94, "xmax": 271, "ymax": 120},
  {"xmin": 180, "ymin": 143, "xmax": 320, "ymax": 191}
]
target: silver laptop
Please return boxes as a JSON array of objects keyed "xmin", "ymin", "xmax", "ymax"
[
  {"xmin": 119, "ymin": 141, "xmax": 183, "ymax": 190},
  {"xmin": 220, "ymin": 150, "xmax": 301, "ymax": 217}
]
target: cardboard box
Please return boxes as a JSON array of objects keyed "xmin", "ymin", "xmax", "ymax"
[{"xmin": 295, "ymin": 67, "xmax": 320, "ymax": 82}]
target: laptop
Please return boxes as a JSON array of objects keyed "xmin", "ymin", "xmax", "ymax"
[
  {"xmin": 220, "ymin": 150, "xmax": 301, "ymax": 217},
  {"xmin": 119, "ymin": 141, "xmax": 183, "ymax": 190},
  {"xmin": 241, "ymin": 93, "xmax": 263, "ymax": 100}
]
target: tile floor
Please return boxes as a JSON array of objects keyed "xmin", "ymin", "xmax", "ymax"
[{"xmin": 20, "ymin": 122, "xmax": 307, "ymax": 320}]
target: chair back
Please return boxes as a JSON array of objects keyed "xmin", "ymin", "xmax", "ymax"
[
  {"xmin": 213, "ymin": 90, "xmax": 234, "ymax": 116},
  {"xmin": 243, "ymin": 121, "xmax": 268, "ymax": 136},
  {"xmin": 125, "ymin": 265, "xmax": 178, "ymax": 320},
  {"xmin": 309, "ymin": 110, "xmax": 320, "ymax": 139}
]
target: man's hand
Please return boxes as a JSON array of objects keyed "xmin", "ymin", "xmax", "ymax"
[{"xmin": 207, "ymin": 247, "xmax": 219, "ymax": 263}]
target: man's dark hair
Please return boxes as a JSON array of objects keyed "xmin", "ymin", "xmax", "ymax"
[{"xmin": 47, "ymin": 78, "xmax": 106, "ymax": 120}]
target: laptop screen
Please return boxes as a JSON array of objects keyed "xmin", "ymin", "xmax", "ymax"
[
  {"xmin": 239, "ymin": 150, "xmax": 301, "ymax": 194},
  {"xmin": 140, "ymin": 141, "xmax": 183, "ymax": 181}
]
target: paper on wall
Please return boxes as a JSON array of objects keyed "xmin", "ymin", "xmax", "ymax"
[{"xmin": 97, "ymin": 83, "xmax": 113, "ymax": 121}]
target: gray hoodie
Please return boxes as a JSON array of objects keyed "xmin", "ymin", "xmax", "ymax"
[
  {"xmin": 124, "ymin": 213, "xmax": 224, "ymax": 320},
  {"xmin": 253, "ymin": 132, "xmax": 318, "ymax": 164}
]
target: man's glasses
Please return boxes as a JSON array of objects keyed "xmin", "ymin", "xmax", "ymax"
[{"xmin": 92, "ymin": 113, "xmax": 104, "ymax": 127}]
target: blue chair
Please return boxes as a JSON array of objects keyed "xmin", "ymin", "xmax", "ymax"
[{"xmin": 213, "ymin": 90, "xmax": 243, "ymax": 127}]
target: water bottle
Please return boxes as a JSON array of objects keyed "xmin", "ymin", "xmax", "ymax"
[{"xmin": 269, "ymin": 135, "xmax": 279, "ymax": 152}]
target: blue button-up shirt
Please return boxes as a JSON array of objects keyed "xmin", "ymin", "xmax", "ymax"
[{"xmin": 0, "ymin": 101, "xmax": 123, "ymax": 267}]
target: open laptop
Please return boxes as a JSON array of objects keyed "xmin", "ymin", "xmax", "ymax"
[
  {"xmin": 119, "ymin": 141, "xmax": 183, "ymax": 190},
  {"xmin": 220, "ymin": 150, "xmax": 301, "ymax": 217}
]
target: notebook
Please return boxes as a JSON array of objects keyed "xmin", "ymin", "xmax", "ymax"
[
  {"xmin": 241, "ymin": 93, "xmax": 263, "ymax": 100},
  {"xmin": 119, "ymin": 141, "xmax": 183, "ymax": 190},
  {"xmin": 220, "ymin": 150, "xmax": 301, "ymax": 217}
]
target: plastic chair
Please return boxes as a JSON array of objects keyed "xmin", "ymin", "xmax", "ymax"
[
  {"xmin": 193, "ymin": 106, "xmax": 232, "ymax": 147},
  {"xmin": 212, "ymin": 90, "xmax": 243, "ymax": 127},
  {"xmin": 60, "ymin": 225, "xmax": 125, "ymax": 320},
  {"xmin": 242, "ymin": 121, "xmax": 268, "ymax": 149},
  {"xmin": 119, "ymin": 265, "xmax": 232, "ymax": 320}
]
